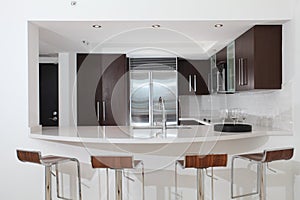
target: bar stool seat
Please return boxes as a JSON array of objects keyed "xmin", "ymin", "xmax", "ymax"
[
  {"xmin": 17, "ymin": 150, "xmax": 82, "ymax": 200},
  {"xmin": 175, "ymin": 154, "xmax": 228, "ymax": 200},
  {"xmin": 231, "ymin": 148, "xmax": 294, "ymax": 200},
  {"xmin": 91, "ymin": 156, "xmax": 144, "ymax": 200}
]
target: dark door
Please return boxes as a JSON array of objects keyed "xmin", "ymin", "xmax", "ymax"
[
  {"xmin": 77, "ymin": 54, "xmax": 128, "ymax": 126},
  {"xmin": 39, "ymin": 63, "xmax": 59, "ymax": 126},
  {"xmin": 95, "ymin": 54, "xmax": 128, "ymax": 126},
  {"xmin": 235, "ymin": 28, "xmax": 254, "ymax": 91},
  {"xmin": 77, "ymin": 54, "xmax": 102, "ymax": 126}
]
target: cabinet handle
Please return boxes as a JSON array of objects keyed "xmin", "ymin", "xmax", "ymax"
[
  {"xmin": 194, "ymin": 75, "xmax": 197, "ymax": 92},
  {"xmin": 243, "ymin": 59, "xmax": 248, "ymax": 85},
  {"xmin": 241, "ymin": 58, "xmax": 244, "ymax": 85},
  {"xmin": 238, "ymin": 58, "xmax": 242, "ymax": 86},
  {"xmin": 216, "ymin": 71, "xmax": 220, "ymax": 92},
  {"xmin": 97, "ymin": 101, "xmax": 100, "ymax": 121},
  {"xmin": 207, "ymin": 73, "xmax": 211, "ymax": 93},
  {"xmin": 102, "ymin": 101, "xmax": 106, "ymax": 121},
  {"xmin": 189, "ymin": 75, "xmax": 192, "ymax": 92}
]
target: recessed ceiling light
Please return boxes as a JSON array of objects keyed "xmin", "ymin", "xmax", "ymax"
[
  {"xmin": 70, "ymin": 1, "xmax": 77, "ymax": 6},
  {"xmin": 214, "ymin": 24, "xmax": 223, "ymax": 28},
  {"xmin": 152, "ymin": 24, "xmax": 161, "ymax": 28},
  {"xmin": 92, "ymin": 24, "xmax": 102, "ymax": 28},
  {"xmin": 82, "ymin": 40, "xmax": 89, "ymax": 45}
]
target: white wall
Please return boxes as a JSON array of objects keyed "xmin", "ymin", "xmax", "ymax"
[
  {"xmin": 59, "ymin": 53, "xmax": 71, "ymax": 127},
  {"xmin": 0, "ymin": 0, "xmax": 299, "ymax": 199},
  {"xmin": 28, "ymin": 23, "xmax": 40, "ymax": 131}
]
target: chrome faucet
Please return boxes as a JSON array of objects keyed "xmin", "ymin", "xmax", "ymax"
[{"xmin": 158, "ymin": 97, "xmax": 167, "ymax": 134}]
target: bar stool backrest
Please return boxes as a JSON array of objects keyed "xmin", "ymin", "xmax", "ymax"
[
  {"xmin": 185, "ymin": 154, "xmax": 227, "ymax": 168},
  {"xmin": 91, "ymin": 156, "xmax": 133, "ymax": 169},
  {"xmin": 263, "ymin": 148, "xmax": 294, "ymax": 163},
  {"xmin": 17, "ymin": 150, "xmax": 41, "ymax": 164}
]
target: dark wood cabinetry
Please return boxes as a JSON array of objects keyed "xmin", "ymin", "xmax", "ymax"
[
  {"xmin": 177, "ymin": 58, "xmax": 209, "ymax": 95},
  {"xmin": 235, "ymin": 25, "xmax": 282, "ymax": 91},
  {"xmin": 77, "ymin": 54, "xmax": 128, "ymax": 126},
  {"xmin": 216, "ymin": 47, "xmax": 227, "ymax": 65}
]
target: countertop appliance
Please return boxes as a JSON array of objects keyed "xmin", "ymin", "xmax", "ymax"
[{"xmin": 129, "ymin": 57, "xmax": 178, "ymax": 127}]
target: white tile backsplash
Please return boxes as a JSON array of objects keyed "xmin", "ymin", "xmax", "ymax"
[{"xmin": 179, "ymin": 81, "xmax": 293, "ymax": 131}]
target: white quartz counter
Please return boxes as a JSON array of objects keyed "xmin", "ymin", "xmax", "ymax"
[{"xmin": 30, "ymin": 125, "xmax": 291, "ymax": 144}]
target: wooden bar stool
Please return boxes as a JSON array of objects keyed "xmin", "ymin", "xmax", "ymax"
[
  {"xmin": 231, "ymin": 148, "xmax": 294, "ymax": 200},
  {"xmin": 91, "ymin": 156, "xmax": 144, "ymax": 200},
  {"xmin": 16, "ymin": 150, "xmax": 82, "ymax": 200},
  {"xmin": 175, "ymin": 154, "xmax": 228, "ymax": 200}
]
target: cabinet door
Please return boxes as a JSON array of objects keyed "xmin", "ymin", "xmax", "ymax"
[
  {"xmin": 254, "ymin": 25, "xmax": 282, "ymax": 89},
  {"xmin": 178, "ymin": 58, "xmax": 209, "ymax": 95},
  {"xmin": 95, "ymin": 54, "xmax": 128, "ymax": 126},
  {"xmin": 77, "ymin": 54, "xmax": 102, "ymax": 126},
  {"xmin": 226, "ymin": 42, "xmax": 236, "ymax": 92},
  {"xmin": 235, "ymin": 28, "xmax": 254, "ymax": 91}
]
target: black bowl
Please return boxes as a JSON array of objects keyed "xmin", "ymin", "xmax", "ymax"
[{"xmin": 214, "ymin": 124, "xmax": 252, "ymax": 132}]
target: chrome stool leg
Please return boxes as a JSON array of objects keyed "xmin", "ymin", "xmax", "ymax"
[
  {"xmin": 175, "ymin": 161, "xmax": 178, "ymax": 200},
  {"xmin": 75, "ymin": 159, "xmax": 82, "ymax": 200},
  {"xmin": 115, "ymin": 170, "xmax": 123, "ymax": 200},
  {"xmin": 259, "ymin": 163, "xmax": 266, "ymax": 200},
  {"xmin": 45, "ymin": 166, "xmax": 52, "ymax": 200},
  {"xmin": 106, "ymin": 169, "xmax": 109, "ymax": 200},
  {"xmin": 141, "ymin": 162, "xmax": 145, "ymax": 200},
  {"xmin": 197, "ymin": 169, "xmax": 205, "ymax": 200}
]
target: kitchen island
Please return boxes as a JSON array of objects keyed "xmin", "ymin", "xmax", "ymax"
[{"xmin": 30, "ymin": 125, "xmax": 290, "ymax": 144}]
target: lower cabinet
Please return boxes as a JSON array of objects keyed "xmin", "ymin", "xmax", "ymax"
[{"xmin": 77, "ymin": 54, "xmax": 128, "ymax": 126}]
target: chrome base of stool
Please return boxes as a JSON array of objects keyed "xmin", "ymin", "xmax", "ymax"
[
  {"xmin": 102, "ymin": 161, "xmax": 144, "ymax": 200},
  {"xmin": 175, "ymin": 161, "xmax": 216, "ymax": 200},
  {"xmin": 231, "ymin": 155, "xmax": 265, "ymax": 200},
  {"xmin": 231, "ymin": 148, "xmax": 294, "ymax": 200},
  {"xmin": 44, "ymin": 158, "xmax": 82, "ymax": 200},
  {"xmin": 196, "ymin": 169, "xmax": 205, "ymax": 200},
  {"xmin": 45, "ymin": 166, "xmax": 52, "ymax": 200},
  {"xmin": 115, "ymin": 170, "xmax": 123, "ymax": 200}
]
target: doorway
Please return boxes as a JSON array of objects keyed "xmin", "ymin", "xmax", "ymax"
[{"xmin": 39, "ymin": 63, "xmax": 59, "ymax": 126}]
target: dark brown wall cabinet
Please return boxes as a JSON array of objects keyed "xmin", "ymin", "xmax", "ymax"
[
  {"xmin": 177, "ymin": 58, "xmax": 210, "ymax": 95},
  {"xmin": 77, "ymin": 54, "xmax": 128, "ymax": 126},
  {"xmin": 235, "ymin": 25, "xmax": 282, "ymax": 91}
]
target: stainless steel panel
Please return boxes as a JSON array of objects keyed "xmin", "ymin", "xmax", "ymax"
[
  {"xmin": 130, "ymin": 70, "xmax": 178, "ymax": 127},
  {"xmin": 152, "ymin": 71, "xmax": 177, "ymax": 126},
  {"xmin": 130, "ymin": 71, "xmax": 150, "ymax": 126}
]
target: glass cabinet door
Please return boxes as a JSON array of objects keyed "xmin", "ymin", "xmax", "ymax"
[
  {"xmin": 227, "ymin": 41, "xmax": 236, "ymax": 92},
  {"xmin": 210, "ymin": 55, "xmax": 217, "ymax": 93}
]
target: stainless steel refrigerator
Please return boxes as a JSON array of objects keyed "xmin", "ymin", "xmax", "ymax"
[{"xmin": 129, "ymin": 58, "xmax": 178, "ymax": 127}]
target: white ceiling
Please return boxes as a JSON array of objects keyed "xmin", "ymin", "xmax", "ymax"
[{"xmin": 35, "ymin": 20, "xmax": 286, "ymax": 59}]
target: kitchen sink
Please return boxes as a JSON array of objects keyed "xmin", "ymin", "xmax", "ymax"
[{"xmin": 214, "ymin": 123, "xmax": 252, "ymax": 132}]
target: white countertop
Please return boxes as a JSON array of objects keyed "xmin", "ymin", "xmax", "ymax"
[{"xmin": 30, "ymin": 125, "xmax": 291, "ymax": 144}]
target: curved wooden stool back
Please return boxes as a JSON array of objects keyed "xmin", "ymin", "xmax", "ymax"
[
  {"xmin": 264, "ymin": 148, "xmax": 294, "ymax": 162},
  {"xmin": 91, "ymin": 156, "xmax": 135, "ymax": 169},
  {"xmin": 184, "ymin": 154, "xmax": 228, "ymax": 168},
  {"xmin": 17, "ymin": 150, "xmax": 41, "ymax": 164}
]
